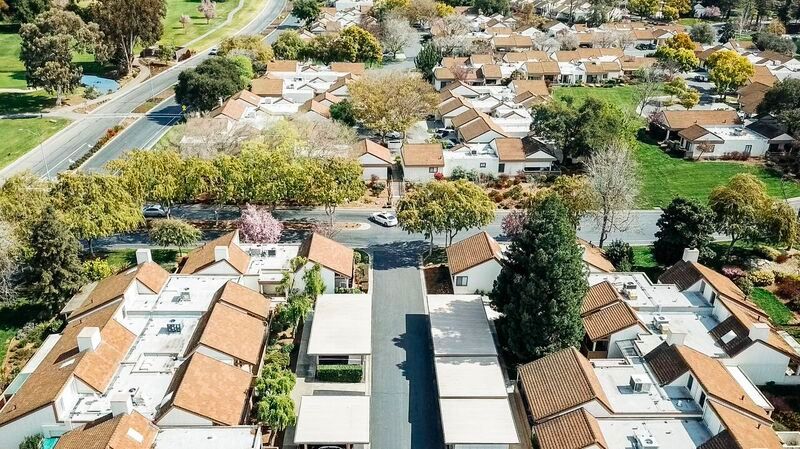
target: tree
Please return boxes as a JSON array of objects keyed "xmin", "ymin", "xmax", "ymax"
[
  {"xmin": 557, "ymin": 32, "xmax": 579, "ymax": 50},
  {"xmin": 175, "ymin": 57, "xmax": 248, "ymax": 112},
  {"xmin": 404, "ymin": 0, "xmax": 438, "ymax": 25},
  {"xmin": 767, "ymin": 20, "xmax": 787, "ymax": 35},
  {"xmin": 678, "ymin": 88, "xmax": 700, "ymax": 109},
  {"xmin": 303, "ymin": 158, "xmax": 364, "ymax": 224},
  {"xmin": 19, "ymin": 434, "xmax": 44, "ymax": 449},
  {"xmin": 661, "ymin": 5, "xmax": 679, "ymax": 20},
  {"xmin": 665, "ymin": 0, "xmax": 691, "ymax": 15},
  {"xmin": 19, "ymin": 9, "xmax": 103, "ymax": 105},
  {"xmin": 82, "ymin": 259, "xmax": 113, "ymax": 281},
  {"xmin": 707, "ymin": 49, "xmax": 754, "ymax": 99},
  {"xmin": 604, "ymin": 240, "xmax": 634, "ymax": 271},
  {"xmin": 329, "ymin": 99, "xmax": 357, "ymax": 126},
  {"xmin": 654, "ymin": 38, "xmax": 699, "ymax": 73},
  {"xmin": 587, "ymin": 139, "xmax": 640, "ymax": 248},
  {"xmin": 92, "ymin": 0, "xmax": 166, "ymax": 75},
  {"xmin": 303, "ymin": 263, "xmax": 326, "ymax": 297},
  {"xmin": 473, "ymin": 0, "xmax": 509, "ymax": 14},
  {"xmin": 198, "ymin": 0, "xmax": 216, "ymax": 24},
  {"xmin": 549, "ymin": 175, "xmax": 597, "ymax": 228},
  {"xmin": 0, "ymin": 172, "xmax": 52, "ymax": 241},
  {"xmin": 753, "ymin": 31, "xmax": 796, "ymax": 55},
  {"xmin": 501, "ymin": 209, "xmax": 527, "ymax": 239},
  {"xmin": 690, "ymin": 22, "xmax": 716, "ymax": 44},
  {"xmin": 337, "ymin": 26, "xmax": 383, "ymax": 63},
  {"xmin": 51, "ymin": 172, "xmax": 143, "ymax": 255},
  {"xmin": 257, "ymin": 394, "xmax": 296, "ymax": 436},
  {"xmin": 228, "ymin": 55, "xmax": 255, "ymax": 85},
  {"xmin": 718, "ymin": 20, "xmax": 736, "ymax": 42},
  {"xmin": 272, "ymin": 31, "xmax": 308, "ymax": 60},
  {"xmin": 489, "ymin": 195, "xmax": 587, "ymax": 362},
  {"xmin": 349, "ymin": 72, "xmax": 438, "ymax": 136},
  {"xmin": 10, "ymin": 0, "xmax": 48, "ymax": 22},
  {"xmin": 179, "ymin": 14, "xmax": 191, "ymax": 31},
  {"xmin": 396, "ymin": 180, "xmax": 494, "ymax": 251},
  {"xmin": 758, "ymin": 79, "xmax": 800, "ymax": 133},
  {"xmin": 218, "ymin": 35, "xmax": 274, "ymax": 68},
  {"xmin": 107, "ymin": 148, "xmax": 186, "ymax": 217},
  {"xmin": 708, "ymin": 174, "xmax": 773, "ymax": 258},
  {"xmin": 293, "ymin": 0, "xmax": 321, "ymax": 27},
  {"xmin": 431, "ymin": 15, "xmax": 469, "ymax": 55},
  {"xmin": 628, "ymin": 0, "xmax": 658, "ymax": 18},
  {"xmin": 0, "ymin": 221, "xmax": 20, "ymax": 304},
  {"xmin": 632, "ymin": 67, "xmax": 664, "ymax": 114},
  {"xmin": 764, "ymin": 201, "xmax": 799, "ymax": 249},
  {"xmin": 381, "ymin": 14, "xmax": 415, "ymax": 57},
  {"xmin": 27, "ymin": 205, "xmax": 84, "ymax": 313},
  {"xmin": 148, "ymin": 219, "xmax": 199, "ymax": 255},
  {"xmin": 653, "ymin": 197, "xmax": 716, "ymax": 265},
  {"xmin": 372, "ymin": 0, "xmax": 409, "ymax": 20},
  {"xmin": 239, "ymin": 204, "xmax": 284, "ymax": 243}
]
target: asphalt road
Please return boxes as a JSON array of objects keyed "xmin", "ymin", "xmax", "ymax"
[
  {"xmin": 0, "ymin": 0, "xmax": 287, "ymax": 180},
  {"xmin": 369, "ymin": 244, "xmax": 443, "ymax": 449}
]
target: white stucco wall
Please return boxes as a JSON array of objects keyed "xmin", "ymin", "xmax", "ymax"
[
  {"xmin": 607, "ymin": 325, "xmax": 643, "ymax": 358},
  {"xmin": 0, "ymin": 406, "xmax": 59, "ymax": 449},
  {"xmin": 362, "ymin": 166, "xmax": 390, "ymax": 181},
  {"xmin": 685, "ymin": 137, "xmax": 769, "ymax": 158},
  {"xmin": 197, "ymin": 260, "xmax": 241, "ymax": 276},
  {"xmin": 156, "ymin": 407, "xmax": 213, "ymax": 427},
  {"xmin": 443, "ymin": 157, "xmax": 499, "ymax": 177},
  {"xmin": 294, "ymin": 262, "xmax": 337, "ymax": 294},
  {"xmin": 403, "ymin": 166, "xmax": 440, "ymax": 183},
  {"xmin": 452, "ymin": 260, "xmax": 502, "ymax": 294},
  {"xmin": 734, "ymin": 341, "xmax": 791, "ymax": 385}
]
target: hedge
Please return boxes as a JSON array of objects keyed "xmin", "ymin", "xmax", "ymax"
[{"xmin": 317, "ymin": 364, "xmax": 363, "ymax": 383}]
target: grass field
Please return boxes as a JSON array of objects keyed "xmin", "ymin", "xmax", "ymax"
[
  {"xmin": 553, "ymin": 85, "xmax": 649, "ymax": 114},
  {"xmin": 751, "ymin": 288, "xmax": 793, "ymax": 326},
  {"xmin": 161, "ymin": 0, "xmax": 240, "ymax": 47},
  {"xmin": 103, "ymin": 248, "xmax": 181, "ymax": 272},
  {"xmin": 634, "ymin": 136, "xmax": 800, "ymax": 208},
  {"xmin": 0, "ymin": 118, "xmax": 71, "ymax": 169},
  {"xmin": 186, "ymin": 0, "xmax": 266, "ymax": 51},
  {"xmin": 0, "ymin": 25, "xmax": 26, "ymax": 89}
]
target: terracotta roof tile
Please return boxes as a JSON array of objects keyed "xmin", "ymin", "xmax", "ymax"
[
  {"xmin": 187, "ymin": 302, "xmax": 267, "ymax": 365},
  {"xmin": 478, "ymin": 64, "xmax": 503, "ymax": 79},
  {"xmin": 215, "ymin": 280, "xmax": 271, "ymax": 320},
  {"xmin": 451, "ymin": 108, "xmax": 480, "ymax": 128},
  {"xmin": 266, "ymin": 60, "xmax": 298, "ymax": 72},
  {"xmin": 297, "ymin": 233, "xmax": 354, "ymax": 277},
  {"xmin": 579, "ymin": 240, "xmax": 614, "ymax": 273},
  {"xmin": 54, "ymin": 411, "xmax": 158, "ymax": 449},
  {"xmin": 70, "ymin": 262, "xmax": 169, "ymax": 319},
  {"xmin": 524, "ymin": 61, "xmax": 560, "ymax": 76},
  {"xmin": 534, "ymin": 408, "xmax": 608, "ymax": 449},
  {"xmin": 582, "ymin": 281, "xmax": 621, "ymax": 315},
  {"xmin": 402, "ymin": 143, "xmax": 444, "ymax": 167},
  {"xmin": 330, "ymin": 62, "xmax": 366, "ymax": 76},
  {"xmin": 438, "ymin": 96, "xmax": 471, "ymax": 116},
  {"xmin": 494, "ymin": 138, "xmax": 526, "ymax": 161},
  {"xmin": 468, "ymin": 54, "xmax": 494, "ymax": 65},
  {"xmin": 251, "ymin": 78, "xmax": 284, "ymax": 97},
  {"xmin": 510, "ymin": 79, "xmax": 550, "ymax": 97},
  {"xmin": 582, "ymin": 301, "xmax": 641, "ymax": 340},
  {"xmin": 179, "ymin": 231, "xmax": 250, "ymax": 275},
  {"xmin": 446, "ymin": 232, "xmax": 502, "ymax": 274},
  {"xmin": 518, "ymin": 347, "xmax": 612, "ymax": 421},
  {"xmin": 657, "ymin": 110, "xmax": 741, "ymax": 130},
  {"xmin": 678, "ymin": 124, "xmax": 715, "ymax": 141},
  {"xmin": 700, "ymin": 402, "xmax": 783, "ymax": 449},
  {"xmin": 356, "ymin": 139, "xmax": 393, "ymax": 164}
]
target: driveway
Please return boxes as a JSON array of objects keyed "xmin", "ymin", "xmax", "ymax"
[{"xmin": 368, "ymin": 241, "xmax": 443, "ymax": 449}]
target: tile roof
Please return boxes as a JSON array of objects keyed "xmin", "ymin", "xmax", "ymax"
[
  {"xmin": 581, "ymin": 281, "xmax": 621, "ymax": 315},
  {"xmin": 658, "ymin": 259, "xmax": 703, "ymax": 290},
  {"xmin": 645, "ymin": 343, "xmax": 772, "ymax": 421},
  {"xmin": 533, "ymin": 408, "xmax": 608, "ymax": 449},
  {"xmin": 452, "ymin": 108, "xmax": 480, "ymax": 128},
  {"xmin": 155, "ymin": 352, "xmax": 251, "ymax": 426},
  {"xmin": 434, "ymin": 67, "xmax": 456, "ymax": 80},
  {"xmin": 579, "ymin": 240, "xmax": 614, "ymax": 273},
  {"xmin": 678, "ymin": 124, "xmax": 716, "ymax": 142},
  {"xmin": 446, "ymin": 232, "xmax": 502, "ymax": 274},
  {"xmin": 214, "ymin": 280, "xmax": 271, "ymax": 320},
  {"xmin": 713, "ymin": 296, "xmax": 799, "ymax": 360},
  {"xmin": 749, "ymin": 65, "xmax": 778, "ymax": 87},
  {"xmin": 179, "ymin": 231, "xmax": 250, "ymax": 275},
  {"xmin": 619, "ymin": 56, "xmax": 656, "ymax": 71},
  {"xmin": 54, "ymin": 411, "xmax": 158, "ymax": 449},
  {"xmin": 700, "ymin": 402, "xmax": 783, "ymax": 449},
  {"xmin": 494, "ymin": 138, "xmax": 526, "ymax": 161},
  {"xmin": 441, "ymin": 56, "xmax": 469, "ymax": 68},
  {"xmin": 738, "ymin": 81, "xmax": 772, "ymax": 115},
  {"xmin": 468, "ymin": 54, "xmax": 494, "ymax": 65},
  {"xmin": 402, "ymin": 143, "xmax": 445, "ymax": 167},
  {"xmin": 251, "ymin": 78, "xmax": 284, "ymax": 97},
  {"xmin": 478, "ymin": 64, "xmax": 503, "ymax": 79},
  {"xmin": 356, "ymin": 139, "xmax": 393, "ymax": 164},
  {"xmin": 297, "ymin": 232, "xmax": 354, "ymax": 277},
  {"xmin": 231, "ymin": 89, "xmax": 262, "ymax": 107},
  {"xmin": 438, "ymin": 96, "xmax": 471, "ymax": 116},
  {"xmin": 524, "ymin": 61, "xmax": 561, "ymax": 76},
  {"xmin": 510, "ymin": 79, "xmax": 550, "ymax": 97},
  {"xmin": 583, "ymin": 61, "xmax": 621, "ymax": 75},
  {"xmin": 493, "ymin": 34, "xmax": 533, "ymax": 48},
  {"xmin": 266, "ymin": 60, "xmax": 299, "ymax": 72},
  {"xmin": 299, "ymin": 99, "xmax": 331, "ymax": 118},
  {"xmin": 330, "ymin": 62, "xmax": 366, "ymax": 76},
  {"xmin": 186, "ymin": 301, "xmax": 267, "ymax": 365},
  {"xmin": 582, "ymin": 301, "xmax": 641, "ymax": 341},
  {"xmin": 657, "ymin": 110, "xmax": 740, "ymax": 130},
  {"xmin": 502, "ymin": 51, "xmax": 550, "ymax": 63},
  {"xmin": 459, "ymin": 114, "xmax": 507, "ymax": 142},
  {"xmin": 211, "ymin": 100, "xmax": 246, "ymax": 121},
  {"xmin": 70, "ymin": 262, "xmax": 169, "ymax": 319},
  {"xmin": 518, "ymin": 347, "xmax": 612, "ymax": 421}
]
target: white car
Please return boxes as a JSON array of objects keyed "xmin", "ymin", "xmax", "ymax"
[
  {"xmin": 143, "ymin": 204, "xmax": 167, "ymax": 218},
  {"xmin": 371, "ymin": 211, "xmax": 398, "ymax": 227}
]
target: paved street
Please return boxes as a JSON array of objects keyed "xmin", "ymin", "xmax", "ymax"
[{"xmin": 368, "ymin": 243, "xmax": 443, "ymax": 449}]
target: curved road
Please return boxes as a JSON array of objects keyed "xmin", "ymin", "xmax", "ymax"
[{"xmin": 0, "ymin": 0, "xmax": 287, "ymax": 179}]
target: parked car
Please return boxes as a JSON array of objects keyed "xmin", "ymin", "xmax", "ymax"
[
  {"xmin": 143, "ymin": 204, "xmax": 168, "ymax": 218},
  {"xmin": 386, "ymin": 131, "xmax": 402, "ymax": 139},
  {"xmin": 370, "ymin": 211, "xmax": 398, "ymax": 227},
  {"xmin": 635, "ymin": 43, "xmax": 657, "ymax": 50},
  {"xmin": 434, "ymin": 128, "xmax": 452, "ymax": 138},
  {"xmin": 209, "ymin": 47, "xmax": 219, "ymax": 56},
  {"xmin": 693, "ymin": 74, "xmax": 709, "ymax": 82}
]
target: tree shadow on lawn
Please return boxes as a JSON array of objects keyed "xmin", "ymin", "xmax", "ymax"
[{"xmin": 0, "ymin": 92, "xmax": 55, "ymax": 115}]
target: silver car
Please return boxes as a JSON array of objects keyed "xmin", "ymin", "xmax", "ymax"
[{"xmin": 143, "ymin": 205, "xmax": 167, "ymax": 218}]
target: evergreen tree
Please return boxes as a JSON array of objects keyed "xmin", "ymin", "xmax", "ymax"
[
  {"xmin": 490, "ymin": 195, "xmax": 587, "ymax": 362},
  {"xmin": 28, "ymin": 205, "xmax": 84, "ymax": 313},
  {"xmin": 653, "ymin": 197, "xmax": 715, "ymax": 265},
  {"xmin": 414, "ymin": 41, "xmax": 441, "ymax": 82}
]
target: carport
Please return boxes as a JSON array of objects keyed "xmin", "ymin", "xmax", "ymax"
[{"xmin": 294, "ymin": 396, "xmax": 370, "ymax": 449}]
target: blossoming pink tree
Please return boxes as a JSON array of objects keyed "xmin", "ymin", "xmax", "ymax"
[
  {"xmin": 239, "ymin": 204, "xmax": 283, "ymax": 243},
  {"xmin": 501, "ymin": 209, "xmax": 528, "ymax": 239}
]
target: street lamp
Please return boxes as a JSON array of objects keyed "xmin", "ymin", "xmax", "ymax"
[{"xmin": 17, "ymin": 128, "xmax": 51, "ymax": 179}]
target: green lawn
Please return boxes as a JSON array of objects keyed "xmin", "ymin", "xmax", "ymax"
[
  {"xmin": 103, "ymin": 248, "xmax": 181, "ymax": 272},
  {"xmin": 0, "ymin": 118, "xmax": 71, "ymax": 169},
  {"xmin": 751, "ymin": 288, "xmax": 793, "ymax": 326},
  {"xmin": 187, "ymin": 0, "xmax": 267, "ymax": 50},
  {"xmin": 161, "ymin": 0, "xmax": 240, "ymax": 47},
  {"xmin": 634, "ymin": 136, "xmax": 800, "ymax": 208},
  {"xmin": 631, "ymin": 245, "xmax": 665, "ymax": 280},
  {"xmin": 553, "ymin": 85, "xmax": 649, "ymax": 114},
  {"xmin": 0, "ymin": 24, "xmax": 26, "ymax": 89}
]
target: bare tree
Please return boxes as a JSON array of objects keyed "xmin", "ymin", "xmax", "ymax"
[
  {"xmin": 432, "ymin": 15, "xmax": 470, "ymax": 55},
  {"xmin": 198, "ymin": 0, "xmax": 216, "ymax": 24},
  {"xmin": 556, "ymin": 31, "xmax": 579, "ymax": 50},
  {"xmin": 179, "ymin": 14, "xmax": 191, "ymax": 31},
  {"xmin": 0, "ymin": 221, "xmax": 20, "ymax": 304},
  {"xmin": 178, "ymin": 117, "xmax": 256, "ymax": 158},
  {"xmin": 632, "ymin": 67, "xmax": 664, "ymax": 115},
  {"xmin": 587, "ymin": 139, "xmax": 640, "ymax": 247},
  {"xmin": 286, "ymin": 116, "xmax": 359, "ymax": 158},
  {"xmin": 381, "ymin": 14, "xmax": 416, "ymax": 57},
  {"xmin": 615, "ymin": 31, "xmax": 634, "ymax": 49},
  {"xmin": 534, "ymin": 34, "xmax": 560, "ymax": 53},
  {"xmin": 592, "ymin": 31, "xmax": 617, "ymax": 48}
]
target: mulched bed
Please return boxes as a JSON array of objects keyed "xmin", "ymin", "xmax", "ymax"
[{"xmin": 424, "ymin": 265, "xmax": 453, "ymax": 295}]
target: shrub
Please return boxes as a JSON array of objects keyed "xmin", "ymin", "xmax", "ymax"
[
  {"xmin": 776, "ymin": 273, "xmax": 800, "ymax": 301},
  {"xmin": 749, "ymin": 270, "xmax": 776, "ymax": 286},
  {"xmin": 19, "ymin": 434, "xmax": 43, "ymax": 449},
  {"xmin": 317, "ymin": 364, "xmax": 363, "ymax": 382},
  {"xmin": 263, "ymin": 347, "xmax": 290, "ymax": 368},
  {"xmin": 755, "ymin": 244, "xmax": 782, "ymax": 261},
  {"xmin": 433, "ymin": 172, "xmax": 444, "ymax": 180},
  {"xmin": 735, "ymin": 276, "xmax": 753, "ymax": 297},
  {"xmin": 505, "ymin": 185, "xmax": 524, "ymax": 200},
  {"xmin": 722, "ymin": 266, "xmax": 746, "ymax": 280},
  {"xmin": 369, "ymin": 181, "xmax": 386, "ymax": 196},
  {"xmin": 82, "ymin": 259, "xmax": 113, "ymax": 281},
  {"xmin": 604, "ymin": 240, "xmax": 634, "ymax": 271}
]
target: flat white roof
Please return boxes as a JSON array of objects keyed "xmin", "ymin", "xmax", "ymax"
[
  {"xmin": 438, "ymin": 398, "xmax": 519, "ymax": 445},
  {"xmin": 428, "ymin": 295, "xmax": 497, "ymax": 357},
  {"xmin": 294, "ymin": 396, "xmax": 370, "ymax": 444},
  {"xmin": 307, "ymin": 294, "xmax": 372, "ymax": 356},
  {"xmin": 598, "ymin": 418, "xmax": 711, "ymax": 449},
  {"xmin": 434, "ymin": 356, "xmax": 508, "ymax": 398},
  {"xmin": 589, "ymin": 273, "xmax": 709, "ymax": 311},
  {"xmin": 635, "ymin": 312, "xmax": 725, "ymax": 358},
  {"xmin": 155, "ymin": 427, "xmax": 260, "ymax": 449}
]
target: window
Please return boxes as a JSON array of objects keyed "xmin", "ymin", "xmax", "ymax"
[
  {"xmin": 429, "ymin": 167, "xmax": 437, "ymax": 173},
  {"xmin": 698, "ymin": 391, "xmax": 707, "ymax": 408},
  {"xmin": 594, "ymin": 339, "xmax": 609, "ymax": 351},
  {"xmin": 710, "ymin": 291, "xmax": 717, "ymax": 305},
  {"xmin": 687, "ymin": 375, "xmax": 694, "ymax": 391},
  {"xmin": 455, "ymin": 276, "xmax": 468, "ymax": 286},
  {"xmin": 499, "ymin": 163, "xmax": 505, "ymax": 173},
  {"xmin": 745, "ymin": 144, "xmax": 752, "ymax": 154},
  {"xmin": 479, "ymin": 162, "xmax": 486, "ymax": 168},
  {"xmin": 700, "ymin": 281, "xmax": 705, "ymax": 294}
]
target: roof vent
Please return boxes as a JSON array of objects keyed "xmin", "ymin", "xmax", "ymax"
[
  {"xmin": 749, "ymin": 322, "xmax": 770, "ymax": 342},
  {"xmin": 136, "ymin": 248, "xmax": 153, "ymax": 265},
  {"xmin": 634, "ymin": 428, "xmax": 659, "ymax": 449}
]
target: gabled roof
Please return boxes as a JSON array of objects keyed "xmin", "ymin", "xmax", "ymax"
[
  {"xmin": 434, "ymin": 67, "xmax": 456, "ymax": 80},
  {"xmin": 579, "ymin": 240, "xmax": 614, "ymax": 273},
  {"xmin": 231, "ymin": 89, "xmax": 262, "ymax": 107},
  {"xmin": 297, "ymin": 232, "xmax": 354, "ymax": 277},
  {"xmin": 510, "ymin": 79, "xmax": 550, "ymax": 97},
  {"xmin": 251, "ymin": 78, "xmax": 284, "ymax": 97},
  {"xmin": 478, "ymin": 64, "xmax": 503, "ymax": 79},
  {"xmin": 299, "ymin": 99, "xmax": 331, "ymax": 118},
  {"xmin": 738, "ymin": 82, "xmax": 772, "ymax": 115},
  {"xmin": 711, "ymin": 296, "xmax": 799, "ymax": 360},
  {"xmin": 452, "ymin": 108, "xmax": 480, "ymax": 128},
  {"xmin": 402, "ymin": 143, "xmax": 445, "ymax": 167},
  {"xmin": 69, "ymin": 262, "xmax": 169, "ymax": 320},
  {"xmin": 186, "ymin": 301, "xmax": 267, "ymax": 365},
  {"xmin": 266, "ymin": 60, "xmax": 299, "ymax": 72},
  {"xmin": 214, "ymin": 280, "xmax": 271, "ymax": 320},
  {"xmin": 533, "ymin": 408, "xmax": 609, "ymax": 449},
  {"xmin": 524, "ymin": 61, "xmax": 561, "ymax": 76},
  {"xmin": 493, "ymin": 34, "xmax": 533, "ymax": 48},
  {"xmin": 657, "ymin": 110, "xmax": 740, "ymax": 130},
  {"xmin": 355, "ymin": 139, "xmax": 393, "ymax": 164},
  {"xmin": 438, "ymin": 96, "xmax": 471, "ymax": 116},
  {"xmin": 155, "ymin": 352, "xmax": 251, "ymax": 426},
  {"xmin": 583, "ymin": 61, "xmax": 621, "ymax": 74},
  {"xmin": 494, "ymin": 138, "xmax": 526, "ymax": 162},
  {"xmin": 178, "ymin": 231, "xmax": 250, "ymax": 275},
  {"xmin": 581, "ymin": 281, "xmax": 620, "ymax": 315},
  {"xmin": 211, "ymin": 99, "xmax": 247, "ymax": 121},
  {"xmin": 54, "ymin": 411, "xmax": 158, "ymax": 449},
  {"xmin": 582, "ymin": 301, "xmax": 641, "ymax": 341},
  {"xmin": 660, "ymin": 260, "xmax": 746, "ymax": 301},
  {"xmin": 678, "ymin": 124, "xmax": 720, "ymax": 142},
  {"xmin": 699, "ymin": 402, "xmax": 783, "ymax": 449},
  {"xmin": 446, "ymin": 232, "xmax": 502, "ymax": 274},
  {"xmin": 468, "ymin": 54, "xmax": 494, "ymax": 65},
  {"xmin": 518, "ymin": 347, "xmax": 613, "ymax": 421},
  {"xmin": 644, "ymin": 343, "xmax": 772, "ymax": 422},
  {"xmin": 330, "ymin": 62, "xmax": 366, "ymax": 76},
  {"xmin": 459, "ymin": 113, "xmax": 507, "ymax": 141}
]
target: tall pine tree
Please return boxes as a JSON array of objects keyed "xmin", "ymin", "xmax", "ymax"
[
  {"xmin": 490, "ymin": 195, "xmax": 587, "ymax": 362},
  {"xmin": 28, "ymin": 205, "xmax": 84, "ymax": 312}
]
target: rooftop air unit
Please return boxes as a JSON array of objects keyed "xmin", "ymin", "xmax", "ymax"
[
  {"xmin": 166, "ymin": 319, "xmax": 182, "ymax": 334},
  {"xmin": 633, "ymin": 429, "xmax": 659, "ymax": 449},
  {"xmin": 629, "ymin": 374, "xmax": 652, "ymax": 393},
  {"xmin": 267, "ymin": 249, "xmax": 277, "ymax": 257},
  {"xmin": 179, "ymin": 290, "xmax": 190, "ymax": 302}
]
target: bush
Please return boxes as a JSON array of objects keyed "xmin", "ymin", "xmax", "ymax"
[
  {"xmin": 505, "ymin": 185, "xmax": 524, "ymax": 200},
  {"xmin": 735, "ymin": 276, "xmax": 753, "ymax": 297},
  {"xmin": 19, "ymin": 434, "xmax": 43, "ymax": 449},
  {"xmin": 720, "ymin": 151, "xmax": 749, "ymax": 161},
  {"xmin": 755, "ymin": 244, "xmax": 782, "ymax": 261},
  {"xmin": 68, "ymin": 125, "xmax": 124, "ymax": 169},
  {"xmin": 317, "ymin": 364, "xmax": 363, "ymax": 382},
  {"xmin": 776, "ymin": 273, "xmax": 800, "ymax": 302},
  {"xmin": 604, "ymin": 240, "xmax": 634, "ymax": 271},
  {"xmin": 749, "ymin": 269, "xmax": 776, "ymax": 286},
  {"xmin": 82, "ymin": 259, "xmax": 113, "ymax": 281},
  {"xmin": 722, "ymin": 266, "xmax": 746, "ymax": 280},
  {"xmin": 263, "ymin": 346, "xmax": 290, "ymax": 368}
]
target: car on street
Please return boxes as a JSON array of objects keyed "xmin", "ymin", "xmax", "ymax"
[
  {"xmin": 635, "ymin": 43, "xmax": 657, "ymax": 50},
  {"xmin": 386, "ymin": 131, "xmax": 402, "ymax": 139},
  {"xmin": 209, "ymin": 47, "xmax": 219, "ymax": 56},
  {"xmin": 370, "ymin": 211, "xmax": 398, "ymax": 227},
  {"xmin": 693, "ymin": 74, "xmax": 709, "ymax": 82},
  {"xmin": 143, "ymin": 204, "xmax": 168, "ymax": 218}
]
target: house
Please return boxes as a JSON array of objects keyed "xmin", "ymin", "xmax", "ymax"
[
  {"xmin": 579, "ymin": 239, "xmax": 614, "ymax": 273},
  {"xmin": 178, "ymin": 230, "xmax": 250, "ymax": 275},
  {"xmin": 651, "ymin": 109, "xmax": 741, "ymax": 141},
  {"xmin": 250, "ymin": 78, "xmax": 284, "ymax": 98},
  {"xmin": 523, "ymin": 61, "xmax": 561, "ymax": 81},
  {"xmin": 677, "ymin": 124, "xmax": 772, "ymax": 159},
  {"xmin": 492, "ymin": 34, "xmax": 534, "ymax": 52},
  {"xmin": 446, "ymin": 232, "xmax": 503, "ymax": 294},
  {"xmin": 355, "ymin": 139, "xmax": 393, "ymax": 180},
  {"xmin": 53, "ymin": 410, "xmax": 158, "ymax": 449},
  {"xmin": 437, "ymin": 96, "xmax": 474, "ymax": 127},
  {"xmin": 496, "ymin": 137, "xmax": 557, "ymax": 173},
  {"xmin": 582, "ymin": 61, "xmax": 622, "ymax": 83},
  {"xmin": 452, "ymin": 109, "xmax": 508, "ymax": 143},
  {"xmin": 295, "ymin": 233, "xmax": 354, "ymax": 294},
  {"xmin": 580, "ymin": 281, "xmax": 648, "ymax": 358},
  {"xmin": 737, "ymin": 81, "xmax": 772, "ymax": 116},
  {"xmin": 401, "ymin": 143, "xmax": 445, "ymax": 182},
  {"xmin": 745, "ymin": 115, "xmax": 796, "ymax": 152}
]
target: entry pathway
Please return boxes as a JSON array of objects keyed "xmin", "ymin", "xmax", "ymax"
[{"xmin": 368, "ymin": 242, "xmax": 443, "ymax": 449}]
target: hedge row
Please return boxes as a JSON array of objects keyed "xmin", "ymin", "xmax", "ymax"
[
  {"xmin": 68, "ymin": 125, "xmax": 124, "ymax": 170},
  {"xmin": 317, "ymin": 364, "xmax": 363, "ymax": 383}
]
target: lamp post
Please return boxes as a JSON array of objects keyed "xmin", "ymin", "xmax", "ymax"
[{"xmin": 17, "ymin": 128, "xmax": 51, "ymax": 179}]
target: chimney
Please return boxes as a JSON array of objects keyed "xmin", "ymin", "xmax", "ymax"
[
  {"xmin": 214, "ymin": 246, "xmax": 229, "ymax": 262},
  {"xmin": 749, "ymin": 322, "xmax": 770, "ymax": 342},
  {"xmin": 135, "ymin": 248, "xmax": 153, "ymax": 265},
  {"xmin": 682, "ymin": 248, "xmax": 700, "ymax": 263},
  {"xmin": 110, "ymin": 393, "xmax": 132, "ymax": 417},
  {"xmin": 77, "ymin": 327, "xmax": 101, "ymax": 352},
  {"xmin": 666, "ymin": 330, "xmax": 687, "ymax": 346}
]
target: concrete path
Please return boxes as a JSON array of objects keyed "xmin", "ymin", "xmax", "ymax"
[{"xmin": 368, "ymin": 243, "xmax": 443, "ymax": 449}]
